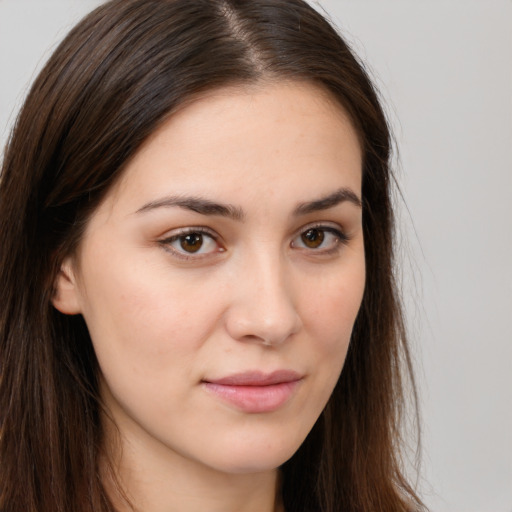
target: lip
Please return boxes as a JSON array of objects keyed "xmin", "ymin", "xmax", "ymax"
[{"xmin": 202, "ymin": 370, "xmax": 303, "ymax": 413}]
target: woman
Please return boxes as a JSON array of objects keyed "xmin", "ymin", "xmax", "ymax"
[{"xmin": 0, "ymin": 0, "xmax": 424, "ymax": 511}]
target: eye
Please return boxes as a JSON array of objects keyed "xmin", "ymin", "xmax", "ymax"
[
  {"xmin": 291, "ymin": 225, "xmax": 348, "ymax": 253},
  {"xmin": 301, "ymin": 228, "xmax": 326, "ymax": 249},
  {"xmin": 160, "ymin": 228, "xmax": 222, "ymax": 259}
]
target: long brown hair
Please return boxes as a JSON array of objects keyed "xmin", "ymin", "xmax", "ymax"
[{"xmin": 0, "ymin": 0, "xmax": 424, "ymax": 510}]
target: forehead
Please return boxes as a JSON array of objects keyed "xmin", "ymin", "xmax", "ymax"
[{"xmin": 103, "ymin": 80, "xmax": 362, "ymax": 215}]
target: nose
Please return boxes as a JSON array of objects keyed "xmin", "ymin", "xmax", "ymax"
[{"xmin": 224, "ymin": 252, "xmax": 302, "ymax": 347}]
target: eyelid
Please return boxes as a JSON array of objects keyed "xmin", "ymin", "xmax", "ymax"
[
  {"xmin": 157, "ymin": 222, "xmax": 350, "ymax": 261},
  {"xmin": 291, "ymin": 222, "xmax": 350, "ymax": 252},
  {"xmin": 160, "ymin": 225, "xmax": 219, "ymax": 240},
  {"xmin": 159, "ymin": 226, "xmax": 224, "ymax": 260},
  {"xmin": 295, "ymin": 221, "xmax": 349, "ymax": 239}
]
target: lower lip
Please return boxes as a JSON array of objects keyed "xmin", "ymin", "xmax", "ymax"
[{"xmin": 202, "ymin": 380, "xmax": 301, "ymax": 413}]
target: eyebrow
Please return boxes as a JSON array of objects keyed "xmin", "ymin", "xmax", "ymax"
[
  {"xmin": 293, "ymin": 187, "xmax": 362, "ymax": 215},
  {"xmin": 135, "ymin": 195, "xmax": 245, "ymax": 221},
  {"xmin": 135, "ymin": 187, "xmax": 361, "ymax": 220}
]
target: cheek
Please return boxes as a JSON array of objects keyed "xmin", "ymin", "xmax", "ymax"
[
  {"xmin": 300, "ymin": 257, "xmax": 365, "ymax": 401},
  {"xmin": 305, "ymin": 261, "xmax": 365, "ymax": 346},
  {"xmin": 77, "ymin": 257, "xmax": 227, "ymax": 439},
  {"xmin": 77, "ymin": 251, "xmax": 225, "ymax": 379}
]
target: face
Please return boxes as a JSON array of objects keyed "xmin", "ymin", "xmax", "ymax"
[{"xmin": 54, "ymin": 81, "xmax": 365, "ymax": 476}]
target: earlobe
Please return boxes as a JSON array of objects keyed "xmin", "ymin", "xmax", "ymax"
[{"xmin": 51, "ymin": 259, "xmax": 82, "ymax": 315}]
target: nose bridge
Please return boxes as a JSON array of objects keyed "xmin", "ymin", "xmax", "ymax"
[{"xmin": 226, "ymin": 246, "xmax": 301, "ymax": 345}]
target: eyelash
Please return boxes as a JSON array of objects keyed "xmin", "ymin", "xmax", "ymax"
[
  {"xmin": 291, "ymin": 223, "xmax": 350, "ymax": 255},
  {"xmin": 159, "ymin": 223, "xmax": 350, "ymax": 261},
  {"xmin": 159, "ymin": 227, "xmax": 223, "ymax": 261}
]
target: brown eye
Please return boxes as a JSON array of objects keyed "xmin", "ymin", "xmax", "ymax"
[
  {"xmin": 292, "ymin": 225, "xmax": 347, "ymax": 254},
  {"xmin": 301, "ymin": 228, "xmax": 325, "ymax": 249},
  {"xmin": 180, "ymin": 233, "xmax": 203, "ymax": 253},
  {"xmin": 163, "ymin": 229, "xmax": 220, "ymax": 259}
]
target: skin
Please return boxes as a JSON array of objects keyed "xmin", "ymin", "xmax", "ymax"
[{"xmin": 53, "ymin": 81, "xmax": 365, "ymax": 512}]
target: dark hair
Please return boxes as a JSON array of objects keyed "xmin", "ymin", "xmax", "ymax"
[{"xmin": 0, "ymin": 0, "xmax": 424, "ymax": 510}]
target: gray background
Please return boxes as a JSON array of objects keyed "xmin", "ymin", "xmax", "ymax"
[{"xmin": 1, "ymin": 1, "xmax": 511, "ymax": 510}]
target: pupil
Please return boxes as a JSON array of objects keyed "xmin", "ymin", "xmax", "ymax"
[
  {"xmin": 180, "ymin": 233, "xmax": 203, "ymax": 253},
  {"xmin": 302, "ymin": 229, "xmax": 324, "ymax": 248}
]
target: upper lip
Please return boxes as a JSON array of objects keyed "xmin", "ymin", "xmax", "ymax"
[{"xmin": 204, "ymin": 370, "xmax": 303, "ymax": 386}]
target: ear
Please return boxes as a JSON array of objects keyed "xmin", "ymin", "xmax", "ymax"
[{"xmin": 51, "ymin": 258, "xmax": 82, "ymax": 315}]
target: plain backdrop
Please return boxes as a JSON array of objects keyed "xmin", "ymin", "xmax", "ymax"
[{"xmin": 1, "ymin": 1, "xmax": 511, "ymax": 511}]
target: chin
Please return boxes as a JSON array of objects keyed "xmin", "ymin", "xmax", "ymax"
[{"xmin": 202, "ymin": 430, "xmax": 306, "ymax": 475}]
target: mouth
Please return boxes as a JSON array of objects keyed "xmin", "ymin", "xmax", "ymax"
[{"xmin": 202, "ymin": 370, "xmax": 303, "ymax": 413}]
